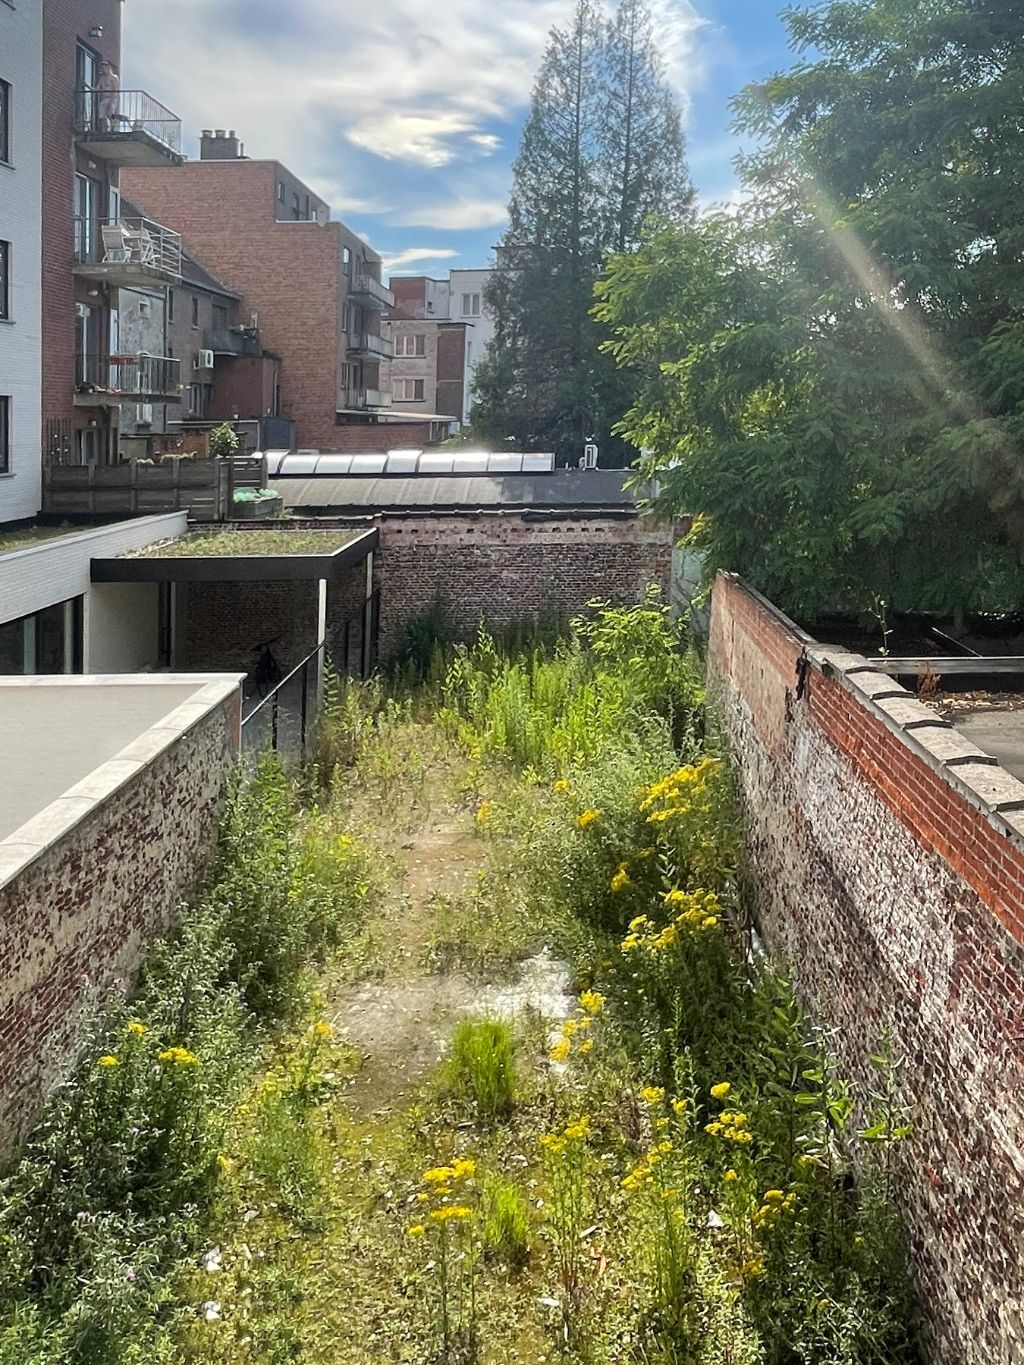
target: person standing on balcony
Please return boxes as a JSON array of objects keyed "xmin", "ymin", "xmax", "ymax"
[{"xmin": 96, "ymin": 62, "xmax": 120, "ymax": 131}]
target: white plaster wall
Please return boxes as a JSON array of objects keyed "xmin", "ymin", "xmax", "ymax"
[
  {"xmin": 0, "ymin": 1, "xmax": 43, "ymax": 523},
  {"xmin": 84, "ymin": 582, "xmax": 161, "ymax": 672},
  {"xmin": 447, "ymin": 269, "xmax": 495, "ymax": 417}
]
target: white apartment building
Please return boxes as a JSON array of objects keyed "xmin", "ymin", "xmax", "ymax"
[
  {"xmin": 448, "ymin": 269, "xmax": 495, "ymax": 417},
  {"xmin": 0, "ymin": 0, "xmax": 43, "ymax": 525}
]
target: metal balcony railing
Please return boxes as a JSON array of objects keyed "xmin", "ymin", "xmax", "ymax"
[
  {"xmin": 74, "ymin": 213, "xmax": 182, "ymax": 278},
  {"xmin": 75, "ymin": 353, "xmax": 182, "ymax": 401},
  {"xmin": 350, "ymin": 275, "xmax": 395, "ymax": 310},
  {"xmin": 74, "ymin": 88, "xmax": 183, "ymax": 158},
  {"xmin": 349, "ymin": 331, "xmax": 393, "ymax": 359},
  {"xmin": 348, "ymin": 387, "xmax": 391, "ymax": 410},
  {"xmin": 205, "ymin": 327, "xmax": 261, "ymax": 357}
]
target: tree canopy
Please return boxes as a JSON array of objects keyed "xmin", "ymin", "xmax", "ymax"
[{"xmin": 596, "ymin": 0, "xmax": 1024, "ymax": 619}]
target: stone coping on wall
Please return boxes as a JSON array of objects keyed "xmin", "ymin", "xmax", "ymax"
[
  {"xmin": 722, "ymin": 573, "xmax": 1024, "ymax": 856},
  {"xmin": 0, "ymin": 674, "xmax": 243, "ymax": 890}
]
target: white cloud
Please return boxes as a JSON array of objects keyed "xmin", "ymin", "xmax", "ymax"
[
  {"xmin": 381, "ymin": 246, "xmax": 461, "ymax": 273},
  {"xmin": 393, "ymin": 199, "xmax": 509, "ymax": 231},
  {"xmin": 470, "ymin": 134, "xmax": 502, "ymax": 154}
]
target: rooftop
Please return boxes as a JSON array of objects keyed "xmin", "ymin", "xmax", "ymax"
[
  {"xmin": 0, "ymin": 676, "xmax": 239, "ymax": 851},
  {"xmin": 271, "ymin": 470, "xmax": 645, "ymax": 514},
  {"xmin": 126, "ymin": 530, "xmax": 358, "ymax": 558},
  {"xmin": 0, "ymin": 523, "xmax": 102, "ymax": 556},
  {"xmin": 91, "ymin": 527, "xmax": 379, "ymax": 582}
]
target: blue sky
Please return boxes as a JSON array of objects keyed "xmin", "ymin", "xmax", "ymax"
[{"xmin": 125, "ymin": 0, "xmax": 795, "ymax": 277}]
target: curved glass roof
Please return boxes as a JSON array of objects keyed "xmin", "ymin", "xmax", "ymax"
[{"xmin": 264, "ymin": 449, "xmax": 556, "ymax": 478}]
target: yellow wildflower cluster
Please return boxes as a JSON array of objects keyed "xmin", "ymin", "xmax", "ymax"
[
  {"xmin": 577, "ymin": 807, "xmax": 601, "ymax": 829},
  {"xmin": 741, "ymin": 1256, "xmax": 767, "ymax": 1279},
  {"xmin": 553, "ymin": 778, "xmax": 573, "ymax": 795},
  {"xmin": 610, "ymin": 862, "xmax": 630, "ymax": 893},
  {"xmin": 312, "ymin": 1020, "xmax": 332, "ymax": 1039},
  {"xmin": 539, "ymin": 1115, "xmax": 590, "ymax": 1156},
  {"xmin": 97, "ymin": 1054, "xmax": 119, "ymax": 1068},
  {"xmin": 476, "ymin": 800, "xmax": 494, "ymax": 828},
  {"xmin": 753, "ymin": 1188, "xmax": 796, "ymax": 1229},
  {"xmin": 579, "ymin": 989, "xmax": 605, "ymax": 1016},
  {"xmin": 549, "ymin": 1008, "xmax": 595, "ymax": 1064},
  {"xmin": 704, "ymin": 1111, "xmax": 752, "ymax": 1144},
  {"xmin": 710, "ymin": 1081, "xmax": 731, "ymax": 1100},
  {"xmin": 158, "ymin": 1046, "xmax": 200, "ymax": 1067},
  {"xmin": 663, "ymin": 887, "xmax": 721, "ymax": 930},
  {"xmin": 620, "ymin": 893, "xmax": 720, "ymax": 955},
  {"xmin": 621, "ymin": 1138, "xmax": 674, "ymax": 1193},
  {"xmin": 639, "ymin": 758, "xmax": 721, "ymax": 825},
  {"xmin": 641, "ymin": 1086, "xmax": 665, "ymax": 1106},
  {"xmin": 126, "ymin": 1021, "xmax": 147, "ymax": 1037},
  {"xmin": 411, "ymin": 1157, "xmax": 476, "ymax": 1235}
]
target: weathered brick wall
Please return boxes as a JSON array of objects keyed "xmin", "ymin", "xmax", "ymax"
[
  {"xmin": 374, "ymin": 512, "xmax": 677, "ymax": 658},
  {"xmin": 708, "ymin": 571, "xmax": 1024, "ymax": 1364},
  {"xmin": 0, "ymin": 690, "xmax": 239, "ymax": 1146},
  {"xmin": 181, "ymin": 580, "xmax": 319, "ymax": 673}
]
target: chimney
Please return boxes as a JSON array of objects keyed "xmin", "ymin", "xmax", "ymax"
[{"xmin": 200, "ymin": 128, "xmax": 245, "ymax": 160}]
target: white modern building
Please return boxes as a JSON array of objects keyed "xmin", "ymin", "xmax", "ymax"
[
  {"xmin": 448, "ymin": 269, "xmax": 496, "ymax": 417},
  {"xmin": 0, "ymin": 0, "xmax": 43, "ymax": 525}
]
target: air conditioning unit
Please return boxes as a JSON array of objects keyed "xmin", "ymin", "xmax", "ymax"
[{"xmin": 195, "ymin": 348, "xmax": 215, "ymax": 370}]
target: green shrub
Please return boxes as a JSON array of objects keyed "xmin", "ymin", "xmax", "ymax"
[
  {"xmin": 481, "ymin": 1175, "xmax": 531, "ymax": 1267},
  {"xmin": 446, "ymin": 1017, "xmax": 516, "ymax": 1124}
]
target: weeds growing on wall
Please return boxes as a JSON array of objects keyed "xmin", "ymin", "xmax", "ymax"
[{"xmin": 0, "ymin": 753, "xmax": 377, "ymax": 1364}]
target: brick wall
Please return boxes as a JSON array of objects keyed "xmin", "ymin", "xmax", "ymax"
[
  {"xmin": 708, "ymin": 571, "xmax": 1024, "ymax": 1364},
  {"xmin": 0, "ymin": 686, "xmax": 239, "ymax": 1145},
  {"xmin": 180, "ymin": 580, "xmax": 319, "ymax": 673},
  {"xmin": 122, "ymin": 161, "xmax": 343, "ymax": 449},
  {"xmin": 212, "ymin": 354, "xmax": 280, "ymax": 424},
  {"xmin": 327, "ymin": 421, "xmax": 445, "ymax": 451}
]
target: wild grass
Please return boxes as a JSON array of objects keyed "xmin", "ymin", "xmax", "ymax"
[
  {"xmin": 446, "ymin": 1017, "xmax": 517, "ymax": 1125},
  {"xmin": 481, "ymin": 1175, "xmax": 531, "ymax": 1267}
]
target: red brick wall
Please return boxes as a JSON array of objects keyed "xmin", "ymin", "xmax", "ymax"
[
  {"xmin": 708, "ymin": 572, "xmax": 1024, "ymax": 1364},
  {"xmin": 328, "ymin": 421, "xmax": 445, "ymax": 451},
  {"xmin": 122, "ymin": 161, "xmax": 342, "ymax": 449},
  {"xmin": 42, "ymin": 0, "xmax": 122, "ymax": 457},
  {"xmin": 180, "ymin": 580, "xmax": 319, "ymax": 673},
  {"xmin": 436, "ymin": 325, "xmax": 467, "ymax": 420},
  {"xmin": 0, "ymin": 692, "xmax": 239, "ymax": 1146},
  {"xmin": 389, "ymin": 277, "xmax": 429, "ymax": 320},
  {"xmin": 212, "ymin": 354, "xmax": 279, "ymax": 422}
]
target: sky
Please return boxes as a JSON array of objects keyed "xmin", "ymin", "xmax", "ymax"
[{"xmin": 124, "ymin": 0, "xmax": 795, "ymax": 279}]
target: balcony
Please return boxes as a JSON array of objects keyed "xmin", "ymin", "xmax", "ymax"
[
  {"xmin": 205, "ymin": 326, "xmax": 261, "ymax": 358},
  {"xmin": 74, "ymin": 214, "xmax": 182, "ymax": 288},
  {"xmin": 348, "ymin": 331, "xmax": 393, "ymax": 360},
  {"xmin": 346, "ymin": 387, "xmax": 392, "ymax": 410},
  {"xmin": 74, "ymin": 89, "xmax": 183, "ymax": 166},
  {"xmin": 74, "ymin": 353, "xmax": 182, "ymax": 406},
  {"xmin": 349, "ymin": 275, "xmax": 395, "ymax": 311}
]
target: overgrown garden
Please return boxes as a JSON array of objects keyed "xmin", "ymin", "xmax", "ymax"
[{"xmin": 0, "ymin": 599, "xmax": 919, "ymax": 1362}]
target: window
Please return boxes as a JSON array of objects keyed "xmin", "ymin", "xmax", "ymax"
[
  {"xmin": 187, "ymin": 382, "xmax": 212, "ymax": 418},
  {"xmin": 0, "ymin": 396, "xmax": 8, "ymax": 473},
  {"xmin": 395, "ymin": 379, "xmax": 425, "ymax": 402},
  {"xmin": 278, "ymin": 180, "xmax": 286, "ymax": 202},
  {"xmin": 191, "ymin": 294, "xmax": 200, "ymax": 327},
  {"xmin": 212, "ymin": 302, "xmax": 228, "ymax": 331},
  {"xmin": 342, "ymin": 246, "xmax": 351, "ymax": 277},
  {"xmin": 395, "ymin": 333, "xmax": 426, "ymax": 357},
  {"xmin": 292, "ymin": 191, "xmax": 301, "ymax": 220},
  {"xmin": 0, "ymin": 80, "xmax": 10, "ymax": 164},
  {"xmin": 74, "ymin": 174, "xmax": 100, "ymax": 263},
  {"xmin": 0, "ymin": 240, "xmax": 8, "ymax": 319},
  {"xmin": 167, "ymin": 288, "xmax": 175, "ymax": 322},
  {"xmin": 0, "ymin": 600, "xmax": 82, "ymax": 676},
  {"xmin": 462, "ymin": 292, "xmax": 481, "ymax": 316},
  {"xmin": 75, "ymin": 43, "xmax": 99, "ymax": 131},
  {"xmin": 304, "ymin": 193, "xmax": 310, "ymax": 219}
]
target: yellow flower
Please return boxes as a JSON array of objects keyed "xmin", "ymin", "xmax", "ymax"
[
  {"xmin": 408, "ymin": 1224, "xmax": 426, "ymax": 1238},
  {"xmin": 422, "ymin": 1166, "xmax": 455, "ymax": 1185},
  {"xmin": 539, "ymin": 1134, "xmax": 565, "ymax": 1153},
  {"xmin": 763, "ymin": 1189, "xmax": 784, "ymax": 1203},
  {"xmin": 313, "ymin": 1020, "xmax": 332, "ymax": 1039},
  {"xmin": 217, "ymin": 1154, "xmax": 234, "ymax": 1174},
  {"xmin": 563, "ymin": 1117, "xmax": 590, "ymax": 1141},
  {"xmin": 549, "ymin": 1039, "xmax": 571, "ymax": 1064},
  {"xmin": 429, "ymin": 1205, "xmax": 472, "ymax": 1223},
  {"xmin": 701, "ymin": 916, "xmax": 719, "ymax": 930},
  {"xmin": 553, "ymin": 778, "xmax": 572, "ymax": 794},
  {"xmin": 579, "ymin": 990, "xmax": 605, "ymax": 1015},
  {"xmin": 577, "ymin": 1038, "xmax": 594, "ymax": 1055},
  {"xmin": 476, "ymin": 800, "xmax": 494, "ymax": 827},
  {"xmin": 451, "ymin": 1158, "xmax": 476, "ymax": 1180},
  {"xmin": 710, "ymin": 1082, "xmax": 731, "ymax": 1100},
  {"xmin": 577, "ymin": 808, "xmax": 600, "ymax": 829},
  {"xmin": 126, "ymin": 1021, "xmax": 147, "ymax": 1037},
  {"xmin": 610, "ymin": 868, "xmax": 629, "ymax": 893},
  {"xmin": 97, "ymin": 1055, "xmax": 119, "ymax": 1068},
  {"xmin": 724, "ymin": 1169, "xmax": 738, "ymax": 1182},
  {"xmin": 620, "ymin": 934, "xmax": 640, "ymax": 953},
  {"xmin": 158, "ymin": 1046, "xmax": 199, "ymax": 1067},
  {"xmin": 416, "ymin": 1192, "xmax": 430, "ymax": 1204},
  {"xmin": 671, "ymin": 1099, "xmax": 688, "ymax": 1117},
  {"xmin": 562, "ymin": 1018, "xmax": 579, "ymax": 1037},
  {"xmin": 629, "ymin": 915, "xmax": 650, "ymax": 932},
  {"xmin": 640, "ymin": 1086, "xmax": 665, "ymax": 1106}
]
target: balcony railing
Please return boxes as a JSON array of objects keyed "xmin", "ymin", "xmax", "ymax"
[
  {"xmin": 205, "ymin": 326, "xmax": 261, "ymax": 357},
  {"xmin": 350, "ymin": 275, "xmax": 395, "ymax": 310},
  {"xmin": 75, "ymin": 353, "xmax": 182, "ymax": 404},
  {"xmin": 74, "ymin": 213, "xmax": 182, "ymax": 283},
  {"xmin": 74, "ymin": 88, "xmax": 183, "ymax": 164},
  {"xmin": 347, "ymin": 387, "xmax": 391, "ymax": 410},
  {"xmin": 348, "ymin": 331, "xmax": 393, "ymax": 360}
]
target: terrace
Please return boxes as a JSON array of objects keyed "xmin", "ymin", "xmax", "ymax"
[
  {"xmin": 73, "ymin": 88, "xmax": 183, "ymax": 166},
  {"xmin": 73, "ymin": 213, "xmax": 183, "ymax": 289}
]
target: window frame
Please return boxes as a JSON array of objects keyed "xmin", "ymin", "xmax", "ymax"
[
  {"xmin": 0, "ymin": 396, "xmax": 9, "ymax": 473},
  {"xmin": 0, "ymin": 239, "xmax": 9, "ymax": 319},
  {"xmin": 190, "ymin": 294, "xmax": 200, "ymax": 328},
  {"xmin": 396, "ymin": 378, "xmax": 425, "ymax": 402},
  {"xmin": 0, "ymin": 80, "xmax": 11, "ymax": 165}
]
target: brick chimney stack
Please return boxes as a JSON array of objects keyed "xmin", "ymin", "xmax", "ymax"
[{"xmin": 199, "ymin": 129, "xmax": 245, "ymax": 160}]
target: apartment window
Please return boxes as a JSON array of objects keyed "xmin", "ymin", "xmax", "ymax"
[
  {"xmin": 277, "ymin": 180, "xmax": 285, "ymax": 203},
  {"xmin": 0, "ymin": 240, "xmax": 8, "ymax": 319},
  {"xmin": 395, "ymin": 333, "xmax": 425, "ymax": 358},
  {"xmin": 191, "ymin": 294, "xmax": 200, "ymax": 328},
  {"xmin": 0, "ymin": 396, "xmax": 9, "ymax": 473},
  {"xmin": 0, "ymin": 600, "xmax": 83, "ymax": 676},
  {"xmin": 395, "ymin": 379, "xmax": 425, "ymax": 402},
  {"xmin": 304, "ymin": 193, "xmax": 310, "ymax": 220},
  {"xmin": 292, "ymin": 191, "xmax": 301, "ymax": 221},
  {"xmin": 187, "ymin": 382, "xmax": 212, "ymax": 418},
  {"xmin": 342, "ymin": 302, "xmax": 350, "ymax": 332},
  {"xmin": 212, "ymin": 302, "xmax": 228, "ymax": 330},
  {"xmin": 462, "ymin": 293, "xmax": 481, "ymax": 317},
  {"xmin": 0, "ymin": 81, "xmax": 10, "ymax": 164},
  {"xmin": 167, "ymin": 288, "xmax": 175, "ymax": 322},
  {"xmin": 342, "ymin": 246, "xmax": 351, "ymax": 277}
]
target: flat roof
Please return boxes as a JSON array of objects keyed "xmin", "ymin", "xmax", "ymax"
[
  {"xmin": 0, "ymin": 677, "xmax": 238, "ymax": 847},
  {"xmin": 91, "ymin": 527, "xmax": 379, "ymax": 582},
  {"xmin": 271, "ymin": 470, "xmax": 643, "ymax": 513}
]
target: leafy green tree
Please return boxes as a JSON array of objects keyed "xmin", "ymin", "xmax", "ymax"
[
  {"xmin": 597, "ymin": 0, "xmax": 1024, "ymax": 619},
  {"xmin": 473, "ymin": 0, "xmax": 691, "ymax": 466}
]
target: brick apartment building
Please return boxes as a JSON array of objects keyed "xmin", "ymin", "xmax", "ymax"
[
  {"xmin": 0, "ymin": 0, "xmax": 43, "ymax": 523},
  {"xmin": 43, "ymin": 0, "xmax": 184, "ymax": 468},
  {"xmin": 123, "ymin": 133, "xmax": 451, "ymax": 452}
]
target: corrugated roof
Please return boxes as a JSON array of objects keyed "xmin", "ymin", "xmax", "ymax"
[{"xmin": 271, "ymin": 470, "xmax": 641, "ymax": 512}]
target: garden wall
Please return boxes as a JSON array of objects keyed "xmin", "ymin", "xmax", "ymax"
[
  {"xmin": 708, "ymin": 572, "xmax": 1024, "ymax": 1364},
  {"xmin": 0, "ymin": 679, "xmax": 241, "ymax": 1148}
]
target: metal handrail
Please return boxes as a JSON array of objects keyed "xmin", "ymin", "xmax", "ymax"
[
  {"xmin": 243, "ymin": 641, "xmax": 326, "ymax": 726},
  {"xmin": 351, "ymin": 275, "xmax": 395, "ymax": 308},
  {"xmin": 75, "ymin": 88, "xmax": 182, "ymax": 155},
  {"xmin": 76, "ymin": 352, "xmax": 181, "ymax": 396},
  {"xmin": 74, "ymin": 213, "xmax": 182, "ymax": 276},
  {"xmin": 350, "ymin": 331, "xmax": 393, "ymax": 358}
]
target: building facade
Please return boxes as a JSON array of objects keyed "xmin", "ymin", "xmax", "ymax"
[
  {"xmin": 0, "ymin": 0, "xmax": 43, "ymax": 525},
  {"xmin": 385, "ymin": 270, "xmax": 495, "ymax": 424},
  {"xmin": 123, "ymin": 132, "xmax": 397, "ymax": 451},
  {"xmin": 42, "ymin": 0, "xmax": 183, "ymax": 470}
]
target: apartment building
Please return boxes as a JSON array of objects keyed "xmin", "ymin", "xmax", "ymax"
[
  {"xmin": 0, "ymin": 0, "xmax": 43, "ymax": 525},
  {"xmin": 43, "ymin": 0, "xmax": 184, "ymax": 469},
  {"xmin": 385, "ymin": 270, "xmax": 495, "ymax": 424},
  {"xmin": 122, "ymin": 132, "xmax": 400, "ymax": 451}
]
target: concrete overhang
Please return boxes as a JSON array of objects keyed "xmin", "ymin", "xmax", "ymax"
[{"xmin": 90, "ymin": 528, "xmax": 379, "ymax": 583}]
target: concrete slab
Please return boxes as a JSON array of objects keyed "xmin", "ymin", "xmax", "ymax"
[
  {"xmin": 0, "ymin": 680, "xmax": 202, "ymax": 841},
  {"xmin": 954, "ymin": 712, "xmax": 1024, "ymax": 785}
]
